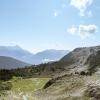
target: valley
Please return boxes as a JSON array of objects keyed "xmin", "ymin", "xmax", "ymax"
[
  {"xmin": 1, "ymin": 45, "xmax": 100, "ymax": 100},
  {"xmin": 0, "ymin": 0, "xmax": 99, "ymax": 99}
]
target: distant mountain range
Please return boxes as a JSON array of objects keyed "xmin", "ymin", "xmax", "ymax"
[
  {"xmin": 0, "ymin": 56, "xmax": 29, "ymax": 69},
  {"xmin": 0, "ymin": 45, "xmax": 69, "ymax": 64},
  {"xmin": 31, "ymin": 49, "xmax": 69, "ymax": 64}
]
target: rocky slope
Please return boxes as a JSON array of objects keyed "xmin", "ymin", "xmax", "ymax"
[
  {"xmin": 59, "ymin": 45, "xmax": 100, "ymax": 74},
  {"xmin": 34, "ymin": 45, "xmax": 100, "ymax": 100}
]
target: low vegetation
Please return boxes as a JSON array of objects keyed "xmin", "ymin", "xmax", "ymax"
[
  {"xmin": 0, "ymin": 81, "xmax": 12, "ymax": 96},
  {"xmin": 11, "ymin": 77, "xmax": 50, "ymax": 92},
  {"xmin": 0, "ymin": 77, "xmax": 50, "ymax": 100}
]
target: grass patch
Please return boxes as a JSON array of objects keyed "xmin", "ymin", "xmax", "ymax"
[
  {"xmin": 0, "ymin": 77, "xmax": 50, "ymax": 99},
  {"xmin": 10, "ymin": 77, "xmax": 50, "ymax": 93}
]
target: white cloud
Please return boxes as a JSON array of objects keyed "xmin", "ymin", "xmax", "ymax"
[
  {"xmin": 42, "ymin": 59, "xmax": 54, "ymax": 63},
  {"xmin": 67, "ymin": 25, "xmax": 77, "ymax": 35},
  {"xmin": 53, "ymin": 10, "xmax": 60, "ymax": 17},
  {"xmin": 79, "ymin": 24, "xmax": 98, "ymax": 38},
  {"xmin": 67, "ymin": 24, "xmax": 98, "ymax": 38},
  {"xmin": 70, "ymin": 0, "xmax": 93, "ymax": 16}
]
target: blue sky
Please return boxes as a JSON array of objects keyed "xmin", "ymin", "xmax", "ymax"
[{"xmin": 0, "ymin": 0, "xmax": 100, "ymax": 53}]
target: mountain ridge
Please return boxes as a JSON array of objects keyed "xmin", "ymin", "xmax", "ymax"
[
  {"xmin": 0, "ymin": 56, "xmax": 29, "ymax": 69},
  {"xmin": 0, "ymin": 46, "xmax": 69, "ymax": 64},
  {"xmin": 33, "ymin": 45, "xmax": 100, "ymax": 100}
]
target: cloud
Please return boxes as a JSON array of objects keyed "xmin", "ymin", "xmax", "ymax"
[
  {"xmin": 70, "ymin": 0, "xmax": 93, "ymax": 16},
  {"xmin": 53, "ymin": 10, "xmax": 60, "ymax": 17},
  {"xmin": 42, "ymin": 59, "xmax": 54, "ymax": 63},
  {"xmin": 53, "ymin": 2, "xmax": 66, "ymax": 17},
  {"xmin": 67, "ymin": 24, "xmax": 98, "ymax": 38},
  {"xmin": 67, "ymin": 25, "xmax": 77, "ymax": 35}
]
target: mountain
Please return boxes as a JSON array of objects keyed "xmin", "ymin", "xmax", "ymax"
[
  {"xmin": 12, "ymin": 45, "xmax": 100, "ymax": 77},
  {"xmin": 1, "ymin": 45, "xmax": 100, "ymax": 99},
  {"xmin": 0, "ymin": 56, "xmax": 29, "ymax": 69},
  {"xmin": 60, "ymin": 45, "xmax": 100, "ymax": 74},
  {"xmin": 33, "ymin": 45, "xmax": 100, "ymax": 100},
  {"xmin": 0, "ymin": 46, "xmax": 69, "ymax": 64},
  {"xmin": 0, "ymin": 45, "xmax": 34, "ymax": 63},
  {"xmin": 13, "ymin": 45, "xmax": 100, "ymax": 78},
  {"xmin": 31, "ymin": 49, "xmax": 69, "ymax": 64}
]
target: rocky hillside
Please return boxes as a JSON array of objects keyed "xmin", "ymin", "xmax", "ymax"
[
  {"xmin": 59, "ymin": 45, "xmax": 100, "ymax": 74},
  {"xmin": 34, "ymin": 45, "xmax": 100, "ymax": 100},
  {"xmin": 34, "ymin": 45, "xmax": 100, "ymax": 77}
]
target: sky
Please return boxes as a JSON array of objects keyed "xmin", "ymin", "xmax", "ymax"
[{"xmin": 0, "ymin": 0, "xmax": 100, "ymax": 53}]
